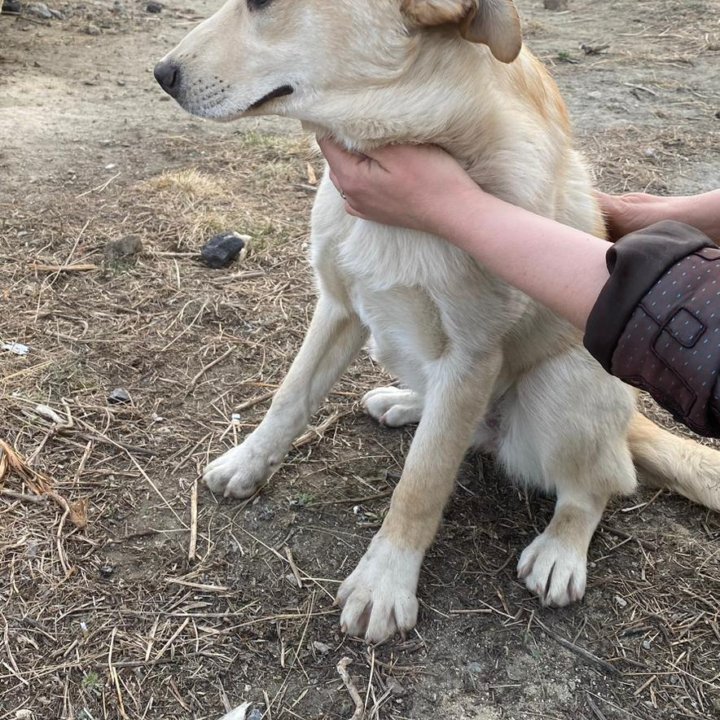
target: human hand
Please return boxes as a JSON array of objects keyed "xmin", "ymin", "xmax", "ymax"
[
  {"xmin": 316, "ymin": 137, "xmax": 480, "ymax": 237},
  {"xmin": 597, "ymin": 190, "xmax": 720, "ymax": 244},
  {"xmin": 596, "ymin": 191, "xmax": 666, "ymax": 242}
]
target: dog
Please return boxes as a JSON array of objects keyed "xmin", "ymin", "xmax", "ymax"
[{"xmin": 155, "ymin": 0, "xmax": 720, "ymax": 644}]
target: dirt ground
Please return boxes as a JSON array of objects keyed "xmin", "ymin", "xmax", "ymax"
[{"xmin": 1, "ymin": 1, "xmax": 719, "ymax": 719}]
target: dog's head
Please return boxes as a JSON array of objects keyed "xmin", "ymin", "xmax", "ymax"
[{"xmin": 154, "ymin": 0, "xmax": 522, "ymax": 122}]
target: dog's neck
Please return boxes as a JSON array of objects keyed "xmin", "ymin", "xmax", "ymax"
[
  {"xmin": 299, "ymin": 39, "xmax": 568, "ymax": 213},
  {"xmin": 302, "ymin": 38, "xmax": 566, "ymax": 211}
]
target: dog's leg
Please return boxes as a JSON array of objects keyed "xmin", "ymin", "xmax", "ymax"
[
  {"xmin": 338, "ymin": 352, "xmax": 503, "ymax": 643},
  {"xmin": 517, "ymin": 485, "xmax": 610, "ymax": 606},
  {"xmin": 497, "ymin": 347, "xmax": 636, "ymax": 606},
  {"xmin": 204, "ymin": 296, "xmax": 367, "ymax": 498}
]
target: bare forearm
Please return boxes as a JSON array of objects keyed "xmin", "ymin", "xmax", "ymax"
[
  {"xmin": 438, "ymin": 186, "xmax": 610, "ymax": 330},
  {"xmin": 670, "ymin": 190, "xmax": 720, "ymax": 242}
]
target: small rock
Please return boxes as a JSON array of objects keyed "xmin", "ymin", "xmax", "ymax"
[
  {"xmin": 15, "ymin": 710, "xmax": 33, "ymax": 720},
  {"xmin": 26, "ymin": 1, "xmax": 50, "ymax": 16},
  {"xmin": 104, "ymin": 236, "xmax": 143, "ymax": 262},
  {"xmin": 2, "ymin": 341, "xmax": 30, "ymax": 356},
  {"xmin": 247, "ymin": 711, "xmax": 263, "ymax": 720},
  {"xmin": 544, "ymin": 0, "xmax": 568, "ymax": 9},
  {"xmin": 642, "ymin": 639, "xmax": 652, "ymax": 650},
  {"xmin": 614, "ymin": 595, "xmax": 628, "ymax": 608},
  {"xmin": 84, "ymin": 23, "xmax": 101, "ymax": 35},
  {"xmin": 313, "ymin": 641, "xmax": 330, "ymax": 654},
  {"xmin": 2, "ymin": 0, "xmax": 22, "ymax": 14},
  {"xmin": 35, "ymin": 404, "xmax": 64, "ymax": 424},
  {"xmin": 108, "ymin": 387, "xmax": 131, "ymax": 405},
  {"xmin": 219, "ymin": 703, "xmax": 250, "ymax": 720},
  {"xmin": 200, "ymin": 231, "xmax": 248, "ymax": 269},
  {"xmin": 145, "ymin": 1, "xmax": 162, "ymax": 12},
  {"xmin": 26, "ymin": 2, "xmax": 56, "ymax": 18},
  {"xmin": 99, "ymin": 564, "xmax": 114, "ymax": 578},
  {"xmin": 715, "ymin": 109, "xmax": 720, "ymax": 119},
  {"xmin": 387, "ymin": 678, "xmax": 407, "ymax": 697}
]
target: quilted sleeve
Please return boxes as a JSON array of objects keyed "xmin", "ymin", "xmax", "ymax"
[{"xmin": 584, "ymin": 220, "xmax": 720, "ymax": 437}]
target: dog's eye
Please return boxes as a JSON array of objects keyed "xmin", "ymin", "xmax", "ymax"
[{"xmin": 247, "ymin": 0, "xmax": 272, "ymax": 10}]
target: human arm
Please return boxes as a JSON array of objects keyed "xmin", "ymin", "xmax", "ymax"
[
  {"xmin": 318, "ymin": 137, "xmax": 720, "ymax": 436},
  {"xmin": 318, "ymin": 137, "xmax": 612, "ymax": 330}
]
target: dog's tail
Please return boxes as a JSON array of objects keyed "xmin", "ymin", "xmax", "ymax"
[{"xmin": 629, "ymin": 412, "xmax": 720, "ymax": 511}]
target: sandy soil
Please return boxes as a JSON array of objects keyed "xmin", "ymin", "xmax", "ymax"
[{"xmin": 1, "ymin": 1, "xmax": 719, "ymax": 719}]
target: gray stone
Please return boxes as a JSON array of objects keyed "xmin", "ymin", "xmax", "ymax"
[
  {"xmin": 200, "ymin": 231, "xmax": 248, "ymax": 269},
  {"xmin": 26, "ymin": 2, "xmax": 52, "ymax": 18},
  {"xmin": 108, "ymin": 388, "xmax": 131, "ymax": 405},
  {"xmin": 2, "ymin": 0, "xmax": 22, "ymax": 14},
  {"xmin": 105, "ymin": 236, "xmax": 142, "ymax": 262}
]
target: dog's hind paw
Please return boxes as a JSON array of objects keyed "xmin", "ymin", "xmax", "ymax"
[
  {"xmin": 203, "ymin": 435, "xmax": 282, "ymax": 499},
  {"xmin": 517, "ymin": 533, "xmax": 587, "ymax": 607},
  {"xmin": 337, "ymin": 534, "xmax": 421, "ymax": 644},
  {"xmin": 361, "ymin": 386, "xmax": 423, "ymax": 427}
]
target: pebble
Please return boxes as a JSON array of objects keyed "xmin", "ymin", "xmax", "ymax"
[
  {"xmin": 99, "ymin": 564, "xmax": 114, "ymax": 578},
  {"xmin": 312, "ymin": 641, "xmax": 330, "ymax": 654},
  {"xmin": 104, "ymin": 236, "xmax": 143, "ymax": 262},
  {"xmin": 26, "ymin": 1, "xmax": 51, "ymax": 17},
  {"xmin": 247, "ymin": 710, "xmax": 263, "ymax": 720},
  {"xmin": 26, "ymin": 1, "xmax": 62, "ymax": 18},
  {"xmin": 85, "ymin": 23, "xmax": 101, "ymax": 35},
  {"xmin": 2, "ymin": 0, "xmax": 22, "ymax": 13},
  {"xmin": 146, "ymin": 1, "xmax": 162, "ymax": 12},
  {"xmin": 2, "ymin": 341, "xmax": 30, "ymax": 356},
  {"xmin": 544, "ymin": 0, "xmax": 568, "ymax": 9},
  {"xmin": 35, "ymin": 404, "xmax": 64, "ymax": 424},
  {"xmin": 108, "ymin": 387, "xmax": 131, "ymax": 405},
  {"xmin": 614, "ymin": 595, "xmax": 628, "ymax": 608},
  {"xmin": 200, "ymin": 231, "xmax": 248, "ymax": 269},
  {"xmin": 386, "ymin": 678, "xmax": 407, "ymax": 697}
]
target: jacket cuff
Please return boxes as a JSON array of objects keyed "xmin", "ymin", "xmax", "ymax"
[{"xmin": 584, "ymin": 220, "xmax": 714, "ymax": 372}]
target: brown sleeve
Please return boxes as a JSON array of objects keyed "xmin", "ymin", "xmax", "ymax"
[{"xmin": 583, "ymin": 220, "xmax": 720, "ymax": 437}]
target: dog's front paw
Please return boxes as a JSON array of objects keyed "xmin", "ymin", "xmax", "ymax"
[
  {"xmin": 203, "ymin": 435, "xmax": 283, "ymax": 498},
  {"xmin": 337, "ymin": 535, "xmax": 422, "ymax": 644},
  {"xmin": 517, "ymin": 533, "xmax": 586, "ymax": 607}
]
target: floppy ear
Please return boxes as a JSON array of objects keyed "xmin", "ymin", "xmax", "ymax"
[{"xmin": 402, "ymin": 0, "xmax": 522, "ymax": 64}]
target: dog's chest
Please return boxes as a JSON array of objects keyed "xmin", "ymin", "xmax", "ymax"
[{"xmin": 335, "ymin": 223, "xmax": 526, "ymax": 356}]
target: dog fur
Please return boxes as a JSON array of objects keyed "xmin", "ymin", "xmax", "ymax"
[{"xmin": 157, "ymin": 0, "xmax": 720, "ymax": 643}]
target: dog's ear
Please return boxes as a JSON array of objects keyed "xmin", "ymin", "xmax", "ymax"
[{"xmin": 402, "ymin": 0, "xmax": 522, "ymax": 64}]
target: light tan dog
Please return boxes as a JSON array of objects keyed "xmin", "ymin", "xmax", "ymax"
[{"xmin": 156, "ymin": 0, "xmax": 720, "ymax": 643}]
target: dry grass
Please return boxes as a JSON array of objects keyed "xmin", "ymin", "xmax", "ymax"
[{"xmin": 2, "ymin": 124, "xmax": 718, "ymax": 720}]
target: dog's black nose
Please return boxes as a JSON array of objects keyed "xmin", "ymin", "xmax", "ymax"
[{"xmin": 154, "ymin": 60, "xmax": 181, "ymax": 97}]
